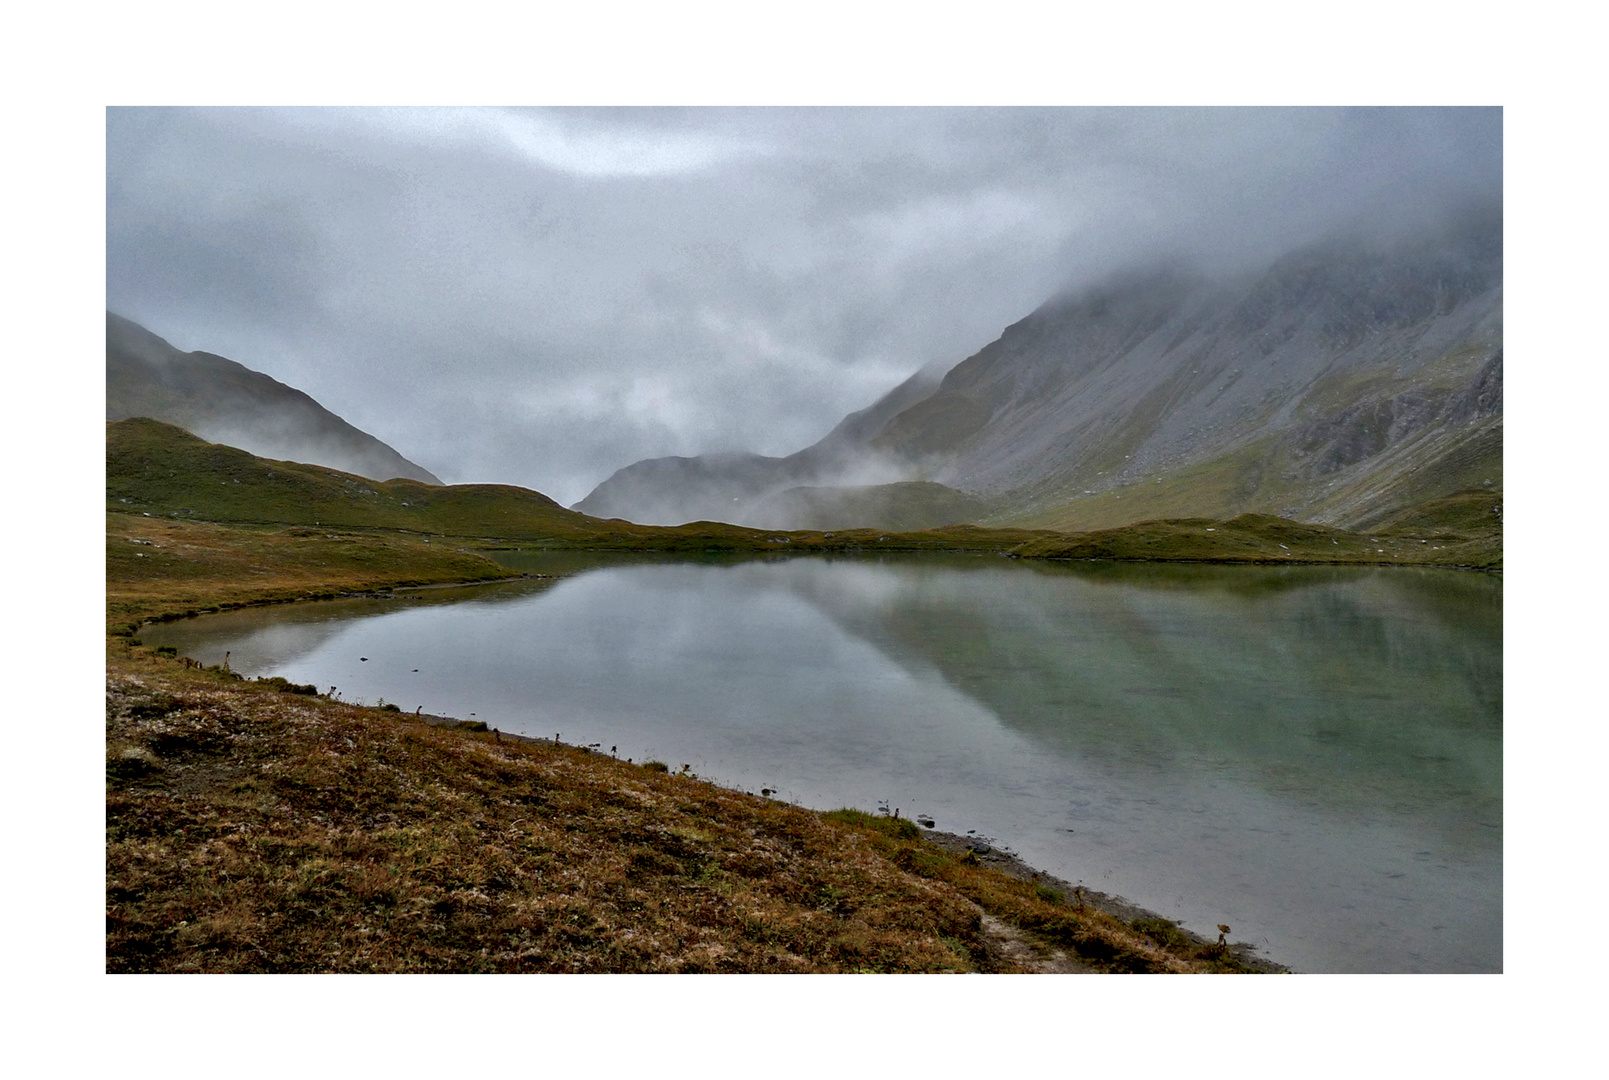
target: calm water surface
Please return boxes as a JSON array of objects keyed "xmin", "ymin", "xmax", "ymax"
[{"xmin": 143, "ymin": 554, "xmax": 1502, "ymax": 973}]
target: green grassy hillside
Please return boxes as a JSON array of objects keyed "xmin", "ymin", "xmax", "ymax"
[
  {"xmin": 107, "ymin": 313, "xmax": 443, "ymax": 485},
  {"xmin": 105, "ymin": 511, "xmax": 524, "ymax": 633},
  {"xmin": 109, "ymin": 418, "xmax": 600, "ymax": 540},
  {"xmin": 106, "ymin": 419, "xmax": 1051, "ymax": 556},
  {"xmin": 1371, "ymin": 487, "xmax": 1504, "ymax": 539},
  {"xmin": 109, "ymin": 418, "xmax": 1498, "ymax": 581},
  {"xmin": 1000, "ymin": 416, "xmax": 1501, "ymax": 538},
  {"xmin": 1008, "ymin": 496, "xmax": 1501, "ymax": 571}
]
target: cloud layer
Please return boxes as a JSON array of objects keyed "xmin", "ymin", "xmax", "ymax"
[{"xmin": 106, "ymin": 107, "xmax": 1500, "ymax": 504}]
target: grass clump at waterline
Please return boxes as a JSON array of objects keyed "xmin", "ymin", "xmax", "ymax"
[{"xmin": 107, "ymin": 646, "xmax": 1271, "ymax": 972}]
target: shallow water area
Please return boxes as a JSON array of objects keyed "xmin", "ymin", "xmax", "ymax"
[{"xmin": 142, "ymin": 552, "xmax": 1502, "ymax": 972}]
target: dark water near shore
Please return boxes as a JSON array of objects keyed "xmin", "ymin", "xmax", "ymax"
[{"xmin": 142, "ymin": 553, "xmax": 1502, "ymax": 972}]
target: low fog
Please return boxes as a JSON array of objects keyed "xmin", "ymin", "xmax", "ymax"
[{"xmin": 106, "ymin": 107, "xmax": 1501, "ymax": 506}]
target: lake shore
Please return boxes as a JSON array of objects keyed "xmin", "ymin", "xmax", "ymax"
[
  {"xmin": 108, "ymin": 504, "xmax": 1503, "ymax": 973},
  {"xmin": 106, "ymin": 634, "xmax": 1286, "ymax": 973},
  {"xmin": 405, "ymin": 713, "xmax": 1292, "ymax": 972},
  {"xmin": 114, "ymin": 525, "xmax": 1503, "ymax": 973},
  {"xmin": 917, "ymin": 829, "xmax": 1288, "ymax": 972}
]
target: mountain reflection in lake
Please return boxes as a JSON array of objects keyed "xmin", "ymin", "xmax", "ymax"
[{"xmin": 141, "ymin": 553, "xmax": 1501, "ymax": 973}]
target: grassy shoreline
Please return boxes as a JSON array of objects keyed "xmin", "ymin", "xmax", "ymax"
[
  {"xmin": 106, "ymin": 517, "xmax": 1295, "ymax": 972},
  {"xmin": 106, "ymin": 422, "xmax": 1499, "ymax": 971},
  {"xmin": 106, "ymin": 640, "xmax": 1280, "ymax": 972}
]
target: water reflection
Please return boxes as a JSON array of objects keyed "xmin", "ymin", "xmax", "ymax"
[{"xmin": 141, "ymin": 553, "xmax": 1501, "ymax": 973}]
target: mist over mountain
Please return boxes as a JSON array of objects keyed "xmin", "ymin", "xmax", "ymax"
[
  {"xmin": 574, "ymin": 363, "xmax": 944, "ymax": 523},
  {"xmin": 578, "ymin": 209, "xmax": 1501, "ymax": 532},
  {"xmin": 106, "ymin": 313, "xmax": 442, "ymax": 486}
]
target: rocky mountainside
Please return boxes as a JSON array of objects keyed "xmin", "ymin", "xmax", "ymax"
[
  {"xmin": 579, "ymin": 210, "xmax": 1502, "ymax": 532},
  {"xmin": 106, "ymin": 313, "xmax": 442, "ymax": 485}
]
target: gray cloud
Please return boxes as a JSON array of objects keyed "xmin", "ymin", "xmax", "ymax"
[{"xmin": 106, "ymin": 106, "xmax": 1500, "ymax": 504}]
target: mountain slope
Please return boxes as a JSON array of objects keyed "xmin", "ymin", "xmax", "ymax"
[
  {"xmin": 107, "ymin": 313, "xmax": 443, "ymax": 485},
  {"xmin": 892, "ymin": 213, "xmax": 1502, "ymax": 530},
  {"xmin": 572, "ymin": 364, "xmax": 943, "ymax": 525},
  {"xmin": 107, "ymin": 418, "xmax": 580, "ymax": 538},
  {"xmin": 105, "ymin": 418, "xmax": 1050, "ymax": 554},
  {"xmin": 580, "ymin": 210, "xmax": 1502, "ymax": 532}
]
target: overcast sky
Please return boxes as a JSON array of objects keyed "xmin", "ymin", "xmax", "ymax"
[{"xmin": 106, "ymin": 106, "xmax": 1500, "ymax": 504}]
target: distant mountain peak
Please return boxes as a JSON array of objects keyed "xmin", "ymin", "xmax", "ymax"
[
  {"xmin": 106, "ymin": 313, "xmax": 442, "ymax": 486},
  {"xmin": 578, "ymin": 218, "xmax": 1501, "ymax": 532}
]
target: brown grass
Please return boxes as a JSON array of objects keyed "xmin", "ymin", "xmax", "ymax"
[
  {"xmin": 106, "ymin": 511, "xmax": 520, "ymax": 633},
  {"xmin": 107, "ymin": 649, "xmax": 983, "ymax": 972},
  {"xmin": 106, "ymin": 645, "xmax": 1267, "ymax": 973},
  {"xmin": 104, "ymin": 446, "xmax": 1300, "ymax": 973}
]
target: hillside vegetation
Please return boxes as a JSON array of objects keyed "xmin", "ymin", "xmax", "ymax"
[
  {"xmin": 107, "ymin": 313, "xmax": 442, "ymax": 485},
  {"xmin": 108, "ymin": 417, "xmax": 1501, "ymax": 615},
  {"xmin": 107, "ymin": 418, "xmax": 1051, "ymax": 554},
  {"xmin": 1008, "ymin": 493, "xmax": 1502, "ymax": 571},
  {"xmin": 106, "ymin": 512, "xmax": 522, "ymax": 634},
  {"xmin": 109, "ymin": 417, "xmax": 594, "ymax": 540}
]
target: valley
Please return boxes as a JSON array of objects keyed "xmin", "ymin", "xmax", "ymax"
[
  {"xmin": 102, "ymin": 151, "xmax": 1501, "ymax": 975},
  {"xmin": 105, "ymin": 415, "xmax": 1499, "ymax": 973}
]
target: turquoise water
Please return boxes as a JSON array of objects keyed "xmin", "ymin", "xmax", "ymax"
[{"xmin": 141, "ymin": 554, "xmax": 1502, "ymax": 972}]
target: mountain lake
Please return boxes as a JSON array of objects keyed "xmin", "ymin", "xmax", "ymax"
[{"xmin": 139, "ymin": 552, "xmax": 1502, "ymax": 973}]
